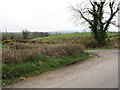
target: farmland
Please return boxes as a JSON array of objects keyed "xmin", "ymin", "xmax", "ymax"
[
  {"xmin": 1, "ymin": 32, "xmax": 119, "ymax": 86},
  {"xmin": 32, "ymin": 33, "xmax": 92, "ymax": 41},
  {"xmin": 32, "ymin": 32, "xmax": 118, "ymax": 41}
]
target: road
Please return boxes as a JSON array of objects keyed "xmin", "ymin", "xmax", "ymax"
[{"xmin": 5, "ymin": 49, "xmax": 118, "ymax": 88}]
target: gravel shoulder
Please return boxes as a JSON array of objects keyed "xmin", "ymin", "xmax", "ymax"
[{"xmin": 4, "ymin": 49, "xmax": 118, "ymax": 88}]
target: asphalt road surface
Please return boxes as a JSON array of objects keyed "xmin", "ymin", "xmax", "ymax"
[{"xmin": 5, "ymin": 49, "xmax": 118, "ymax": 88}]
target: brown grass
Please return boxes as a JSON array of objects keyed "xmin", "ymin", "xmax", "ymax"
[
  {"xmin": 2, "ymin": 44, "xmax": 84, "ymax": 64},
  {"xmin": 108, "ymin": 38, "xmax": 119, "ymax": 48},
  {"xmin": 41, "ymin": 44, "xmax": 84, "ymax": 58},
  {"xmin": 2, "ymin": 49, "xmax": 42, "ymax": 64}
]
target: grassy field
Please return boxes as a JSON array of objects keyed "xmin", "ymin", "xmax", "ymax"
[
  {"xmin": 31, "ymin": 32, "xmax": 119, "ymax": 48},
  {"xmin": 32, "ymin": 32, "xmax": 118, "ymax": 42},
  {"xmin": 32, "ymin": 33, "xmax": 92, "ymax": 41}
]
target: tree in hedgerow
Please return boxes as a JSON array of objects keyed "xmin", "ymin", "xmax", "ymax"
[
  {"xmin": 71, "ymin": 0, "xmax": 119, "ymax": 47},
  {"xmin": 22, "ymin": 29, "xmax": 30, "ymax": 39}
]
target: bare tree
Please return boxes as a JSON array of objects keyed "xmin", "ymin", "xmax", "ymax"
[{"xmin": 71, "ymin": 0, "xmax": 119, "ymax": 46}]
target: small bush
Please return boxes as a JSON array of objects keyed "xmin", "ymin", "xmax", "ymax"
[
  {"xmin": 85, "ymin": 39, "xmax": 98, "ymax": 48},
  {"xmin": 107, "ymin": 38, "xmax": 119, "ymax": 48},
  {"xmin": 2, "ymin": 40, "xmax": 13, "ymax": 44},
  {"xmin": 15, "ymin": 40, "xmax": 29, "ymax": 43}
]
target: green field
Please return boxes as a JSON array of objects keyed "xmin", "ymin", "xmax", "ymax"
[
  {"xmin": 32, "ymin": 32, "xmax": 118, "ymax": 42},
  {"xmin": 32, "ymin": 33, "xmax": 91, "ymax": 41}
]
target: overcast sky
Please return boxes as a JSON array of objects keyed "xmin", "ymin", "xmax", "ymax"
[{"xmin": 0, "ymin": 0, "xmax": 118, "ymax": 32}]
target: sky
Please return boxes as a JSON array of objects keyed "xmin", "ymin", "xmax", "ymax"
[{"xmin": 0, "ymin": 0, "xmax": 118, "ymax": 32}]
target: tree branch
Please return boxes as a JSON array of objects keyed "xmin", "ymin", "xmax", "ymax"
[
  {"xmin": 77, "ymin": 10, "xmax": 92, "ymax": 25},
  {"xmin": 71, "ymin": 6, "xmax": 92, "ymax": 25},
  {"xmin": 104, "ymin": 3, "xmax": 119, "ymax": 31},
  {"xmin": 111, "ymin": 21, "xmax": 120, "ymax": 27}
]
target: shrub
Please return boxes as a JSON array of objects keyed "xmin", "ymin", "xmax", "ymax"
[
  {"xmin": 2, "ymin": 49, "xmax": 42, "ymax": 64},
  {"xmin": 2, "ymin": 40, "xmax": 13, "ymax": 44},
  {"xmin": 107, "ymin": 38, "xmax": 119, "ymax": 48},
  {"xmin": 28, "ymin": 40, "xmax": 36, "ymax": 44},
  {"xmin": 12, "ymin": 43, "xmax": 45, "ymax": 50},
  {"xmin": 15, "ymin": 40, "xmax": 29, "ymax": 43},
  {"xmin": 13, "ymin": 43, "xmax": 33, "ymax": 50},
  {"xmin": 85, "ymin": 39, "xmax": 98, "ymax": 48},
  {"xmin": 41, "ymin": 44, "xmax": 84, "ymax": 58},
  {"xmin": 2, "ymin": 44, "xmax": 84, "ymax": 64}
]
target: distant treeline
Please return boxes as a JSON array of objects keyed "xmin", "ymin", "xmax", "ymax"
[
  {"xmin": 2, "ymin": 31, "xmax": 50, "ymax": 41},
  {"xmin": 1, "ymin": 30, "xmax": 118, "ymax": 41}
]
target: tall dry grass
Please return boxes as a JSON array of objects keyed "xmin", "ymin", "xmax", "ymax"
[
  {"xmin": 2, "ymin": 49, "xmax": 42, "ymax": 64},
  {"xmin": 2, "ymin": 44, "xmax": 84, "ymax": 64},
  {"xmin": 108, "ymin": 38, "xmax": 119, "ymax": 48},
  {"xmin": 41, "ymin": 44, "xmax": 84, "ymax": 58}
]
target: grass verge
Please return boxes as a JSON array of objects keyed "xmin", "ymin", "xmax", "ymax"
[
  {"xmin": 2, "ymin": 52, "xmax": 93, "ymax": 86},
  {"xmin": 0, "ymin": 44, "xmax": 10, "ymax": 49},
  {"xmin": 86, "ymin": 47, "xmax": 117, "ymax": 50}
]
